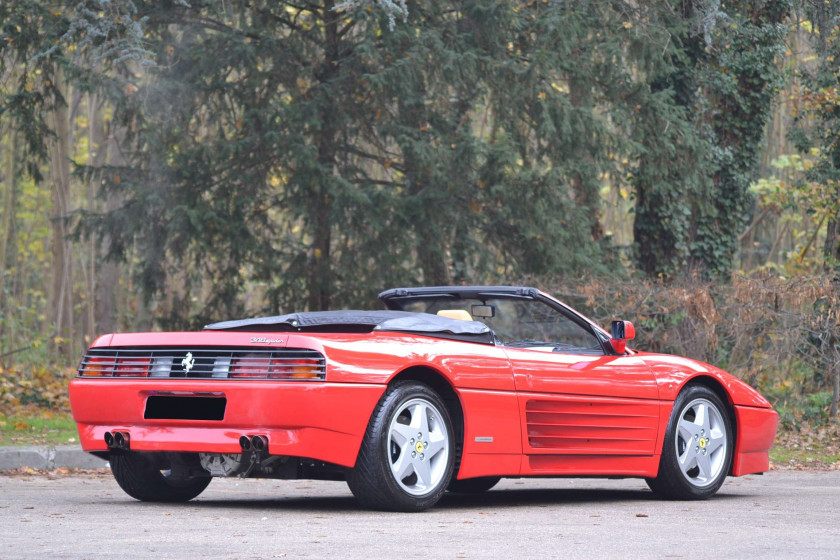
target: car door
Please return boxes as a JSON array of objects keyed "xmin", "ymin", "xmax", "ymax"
[
  {"xmin": 508, "ymin": 348, "xmax": 661, "ymax": 455},
  {"xmin": 497, "ymin": 300, "xmax": 661, "ymax": 457}
]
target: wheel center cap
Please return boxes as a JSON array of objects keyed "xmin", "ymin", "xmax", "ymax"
[
  {"xmin": 699, "ymin": 437, "xmax": 707, "ymax": 449},
  {"xmin": 415, "ymin": 441, "xmax": 424, "ymax": 454}
]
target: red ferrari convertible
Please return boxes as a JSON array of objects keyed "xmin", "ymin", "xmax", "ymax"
[{"xmin": 69, "ymin": 286, "xmax": 777, "ymax": 511}]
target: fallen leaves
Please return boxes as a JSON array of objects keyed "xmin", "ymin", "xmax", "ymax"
[
  {"xmin": 0, "ymin": 466, "xmax": 109, "ymax": 477},
  {"xmin": 772, "ymin": 422, "xmax": 840, "ymax": 470},
  {"xmin": 0, "ymin": 365, "xmax": 75, "ymax": 417}
]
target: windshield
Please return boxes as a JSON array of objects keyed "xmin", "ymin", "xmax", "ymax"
[{"xmin": 394, "ymin": 296, "xmax": 603, "ymax": 354}]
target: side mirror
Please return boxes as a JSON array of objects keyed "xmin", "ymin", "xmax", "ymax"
[{"xmin": 610, "ymin": 320, "xmax": 635, "ymax": 354}]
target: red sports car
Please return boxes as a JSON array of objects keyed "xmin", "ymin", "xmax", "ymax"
[{"xmin": 69, "ymin": 286, "xmax": 777, "ymax": 511}]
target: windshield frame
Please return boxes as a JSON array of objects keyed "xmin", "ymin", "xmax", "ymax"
[{"xmin": 379, "ymin": 286, "xmax": 614, "ymax": 355}]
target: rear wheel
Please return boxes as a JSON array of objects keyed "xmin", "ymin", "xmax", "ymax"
[
  {"xmin": 647, "ymin": 385, "xmax": 733, "ymax": 500},
  {"xmin": 447, "ymin": 476, "xmax": 501, "ymax": 494},
  {"xmin": 111, "ymin": 452, "xmax": 211, "ymax": 502},
  {"xmin": 347, "ymin": 381, "xmax": 455, "ymax": 512}
]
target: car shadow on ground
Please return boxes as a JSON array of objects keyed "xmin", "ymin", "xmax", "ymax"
[
  {"xmin": 101, "ymin": 484, "xmax": 749, "ymax": 512},
  {"xmin": 439, "ymin": 486, "xmax": 748, "ymax": 508}
]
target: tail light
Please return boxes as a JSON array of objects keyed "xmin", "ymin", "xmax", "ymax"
[
  {"xmin": 229, "ymin": 356, "xmax": 325, "ymax": 380},
  {"xmin": 78, "ymin": 349, "xmax": 325, "ymax": 380},
  {"xmin": 114, "ymin": 357, "xmax": 151, "ymax": 377},
  {"xmin": 286, "ymin": 358, "xmax": 322, "ymax": 380},
  {"xmin": 81, "ymin": 356, "xmax": 115, "ymax": 377},
  {"xmin": 80, "ymin": 356, "xmax": 151, "ymax": 377},
  {"xmin": 229, "ymin": 357, "xmax": 272, "ymax": 379}
]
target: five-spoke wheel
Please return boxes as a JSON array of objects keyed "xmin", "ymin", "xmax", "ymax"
[
  {"xmin": 387, "ymin": 397, "xmax": 451, "ymax": 496},
  {"xmin": 647, "ymin": 385, "xmax": 733, "ymax": 499},
  {"xmin": 347, "ymin": 381, "xmax": 455, "ymax": 511},
  {"xmin": 674, "ymin": 397, "xmax": 728, "ymax": 487}
]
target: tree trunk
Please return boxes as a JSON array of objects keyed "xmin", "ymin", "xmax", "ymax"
[
  {"xmin": 824, "ymin": 215, "xmax": 839, "ymax": 272},
  {"xmin": 308, "ymin": 186, "xmax": 333, "ymax": 311},
  {"xmin": 95, "ymin": 118, "xmax": 123, "ymax": 334},
  {"xmin": 831, "ymin": 358, "xmax": 839, "ymax": 420},
  {"xmin": 632, "ymin": 1, "xmax": 704, "ymax": 279},
  {"xmin": 47, "ymin": 68, "xmax": 75, "ymax": 358},
  {"xmin": 831, "ymin": 278, "xmax": 840, "ymax": 420},
  {"xmin": 1, "ymin": 130, "xmax": 16, "ymax": 278},
  {"xmin": 1, "ymin": 129, "xmax": 18, "ymax": 361},
  {"xmin": 306, "ymin": 0, "xmax": 339, "ymax": 311},
  {"xmin": 85, "ymin": 95, "xmax": 108, "ymax": 340}
]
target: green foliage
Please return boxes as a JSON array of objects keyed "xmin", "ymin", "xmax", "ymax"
[
  {"xmin": 691, "ymin": 0, "xmax": 789, "ymax": 276},
  {"xmin": 790, "ymin": 3, "xmax": 840, "ymax": 272},
  {"xmin": 762, "ymin": 358, "xmax": 830, "ymax": 429},
  {"xmin": 632, "ymin": 1, "xmax": 710, "ymax": 278},
  {"xmin": 748, "ymin": 152, "xmax": 840, "ymax": 271},
  {"xmin": 802, "ymin": 391, "xmax": 834, "ymax": 424},
  {"xmin": 0, "ymin": 2, "xmax": 68, "ymax": 179},
  {"xmin": 634, "ymin": 0, "xmax": 789, "ymax": 279},
  {"xmin": 72, "ymin": 0, "xmax": 674, "ymax": 323},
  {"xmin": 0, "ymin": 1, "xmax": 818, "ymax": 369},
  {"xmin": 0, "ymin": 168, "xmax": 53, "ymax": 366}
]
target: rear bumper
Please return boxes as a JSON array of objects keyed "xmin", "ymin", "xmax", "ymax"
[
  {"xmin": 69, "ymin": 379, "xmax": 385, "ymax": 468},
  {"xmin": 732, "ymin": 404, "xmax": 778, "ymax": 476}
]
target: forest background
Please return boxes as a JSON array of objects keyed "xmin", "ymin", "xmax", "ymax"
[{"xmin": 1, "ymin": 0, "xmax": 839, "ymax": 461}]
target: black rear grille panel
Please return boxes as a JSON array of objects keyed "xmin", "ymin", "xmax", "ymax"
[{"xmin": 78, "ymin": 347, "xmax": 326, "ymax": 380}]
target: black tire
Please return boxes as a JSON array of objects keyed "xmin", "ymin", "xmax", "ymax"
[
  {"xmin": 447, "ymin": 476, "xmax": 501, "ymax": 494},
  {"xmin": 111, "ymin": 452, "xmax": 211, "ymax": 502},
  {"xmin": 347, "ymin": 381, "xmax": 456, "ymax": 512},
  {"xmin": 647, "ymin": 385, "xmax": 733, "ymax": 500}
]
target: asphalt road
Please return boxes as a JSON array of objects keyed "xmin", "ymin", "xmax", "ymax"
[{"xmin": 1, "ymin": 469, "xmax": 838, "ymax": 559}]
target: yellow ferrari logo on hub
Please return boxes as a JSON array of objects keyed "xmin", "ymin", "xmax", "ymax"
[
  {"xmin": 415, "ymin": 441, "xmax": 424, "ymax": 453},
  {"xmin": 699, "ymin": 438, "xmax": 707, "ymax": 448}
]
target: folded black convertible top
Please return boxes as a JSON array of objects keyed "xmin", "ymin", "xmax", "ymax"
[{"xmin": 204, "ymin": 310, "xmax": 494, "ymax": 344}]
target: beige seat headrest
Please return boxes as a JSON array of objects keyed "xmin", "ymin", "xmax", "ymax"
[{"xmin": 437, "ymin": 309, "xmax": 473, "ymax": 321}]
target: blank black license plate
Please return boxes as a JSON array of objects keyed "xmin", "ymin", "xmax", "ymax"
[{"xmin": 144, "ymin": 396, "xmax": 226, "ymax": 421}]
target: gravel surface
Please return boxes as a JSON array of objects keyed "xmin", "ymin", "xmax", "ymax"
[{"xmin": 1, "ymin": 469, "xmax": 838, "ymax": 559}]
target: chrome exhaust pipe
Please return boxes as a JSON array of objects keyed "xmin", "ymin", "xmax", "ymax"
[
  {"xmin": 251, "ymin": 435, "xmax": 268, "ymax": 452},
  {"xmin": 239, "ymin": 435, "xmax": 252, "ymax": 451},
  {"xmin": 104, "ymin": 432, "xmax": 115, "ymax": 447},
  {"xmin": 114, "ymin": 431, "xmax": 130, "ymax": 449}
]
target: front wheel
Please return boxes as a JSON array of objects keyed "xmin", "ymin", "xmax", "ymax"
[
  {"xmin": 111, "ymin": 452, "xmax": 211, "ymax": 502},
  {"xmin": 647, "ymin": 385, "xmax": 733, "ymax": 500},
  {"xmin": 347, "ymin": 381, "xmax": 455, "ymax": 512}
]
